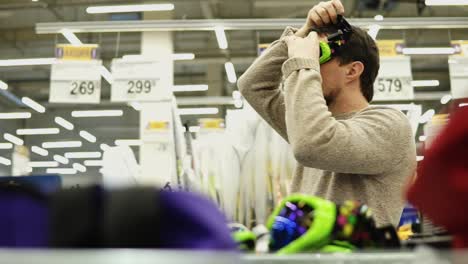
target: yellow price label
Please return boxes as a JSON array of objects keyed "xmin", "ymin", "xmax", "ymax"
[
  {"xmin": 56, "ymin": 44, "xmax": 100, "ymax": 61},
  {"xmin": 376, "ymin": 40, "xmax": 404, "ymax": 57},
  {"xmin": 199, "ymin": 118, "xmax": 224, "ymax": 129},
  {"xmin": 147, "ymin": 121, "xmax": 169, "ymax": 131}
]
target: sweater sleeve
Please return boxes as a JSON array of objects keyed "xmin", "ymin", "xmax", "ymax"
[
  {"xmin": 282, "ymin": 57, "xmax": 414, "ymax": 174},
  {"xmin": 237, "ymin": 27, "xmax": 297, "ymax": 142}
]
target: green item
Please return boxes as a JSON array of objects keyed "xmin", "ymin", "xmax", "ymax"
[
  {"xmin": 232, "ymin": 230, "xmax": 256, "ymax": 252},
  {"xmin": 266, "ymin": 194, "xmax": 337, "ymax": 255},
  {"xmin": 319, "ymin": 41, "xmax": 333, "ymax": 64}
]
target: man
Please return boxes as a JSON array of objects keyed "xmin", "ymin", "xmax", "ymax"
[{"xmin": 238, "ymin": 0, "xmax": 416, "ymax": 227}]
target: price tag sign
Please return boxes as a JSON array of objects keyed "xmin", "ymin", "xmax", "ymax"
[
  {"xmin": 373, "ymin": 57, "xmax": 414, "ymax": 101},
  {"xmin": 49, "ymin": 60, "xmax": 102, "ymax": 104},
  {"xmin": 448, "ymin": 57, "xmax": 468, "ymax": 99},
  {"xmin": 111, "ymin": 58, "xmax": 172, "ymax": 102}
]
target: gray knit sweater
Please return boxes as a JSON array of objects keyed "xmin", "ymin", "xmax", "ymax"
[{"xmin": 238, "ymin": 27, "xmax": 417, "ymax": 227}]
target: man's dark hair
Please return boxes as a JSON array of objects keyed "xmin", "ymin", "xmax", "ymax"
[{"xmin": 334, "ymin": 26, "xmax": 380, "ymax": 102}]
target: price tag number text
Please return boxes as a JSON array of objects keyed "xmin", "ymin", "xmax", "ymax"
[
  {"xmin": 70, "ymin": 81, "xmax": 96, "ymax": 95},
  {"xmin": 377, "ymin": 78, "xmax": 403, "ymax": 93},
  {"xmin": 127, "ymin": 80, "xmax": 156, "ymax": 94}
]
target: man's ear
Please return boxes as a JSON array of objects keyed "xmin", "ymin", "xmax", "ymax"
[{"xmin": 345, "ymin": 61, "xmax": 364, "ymax": 82}]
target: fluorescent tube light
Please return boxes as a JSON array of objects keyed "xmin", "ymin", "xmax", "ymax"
[
  {"xmin": 60, "ymin": 29, "xmax": 82, "ymax": 45},
  {"xmin": 29, "ymin": 161, "xmax": 59, "ymax": 168},
  {"xmin": 100, "ymin": 144, "xmax": 110, "ymax": 151},
  {"xmin": 225, "ymin": 62, "xmax": 237, "ymax": 84},
  {"xmin": 100, "ymin": 66, "xmax": 114, "ymax": 84},
  {"xmin": 417, "ymin": 156, "xmax": 424, "ymax": 162},
  {"xmin": 0, "ymin": 157, "xmax": 11, "ymax": 166},
  {"xmin": 419, "ymin": 109, "xmax": 436, "ymax": 124},
  {"xmin": 0, "ymin": 80, "xmax": 7, "ymax": 90},
  {"xmin": 17, "ymin": 128, "xmax": 60, "ymax": 135},
  {"xmin": 55, "ymin": 117, "xmax": 74, "ymax": 130},
  {"xmin": 368, "ymin": 24, "xmax": 381, "ymax": 40},
  {"xmin": 79, "ymin": 130, "xmax": 97, "ymax": 143},
  {"xmin": 42, "ymin": 141, "xmax": 82, "ymax": 149},
  {"xmin": 215, "ymin": 26, "xmax": 228, "ymax": 49},
  {"xmin": 418, "ymin": 136, "xmax": 427, "ymax": 142},
  {"xmin": 172, "ymin": 85, "xmax": 208, "ymax": 92},
  {"xmin": 234, "ymin": 100, "xmax": 243, "ymax": 108},
  {"xmin": 84, "ymin": 160, "xmax": 104, "ymax": 167},
  {"xmin": 65, "ymin": 152, "xmax": 102, "ymax": 159},
  {"xmin": 374, "ymin": 15, "xmax": 384, "ymax": 21},
  {"xmin": 47, "ymin": 168, "xmax": 77, "ymax": 175},
  {"xmin": 0, "ymin": 58, "xmax": 55, "ymax": 67},
  {"xmin": 71, "ymin": 110, "xmax": 123, "ymax": 117},
  {"xmin": 460, "ymin": 103, "xmax": 468, "ymax": 107},
  {"xmin": 54, "ymin": 155, "xmax": 69, "ymax": 165},
  {"xmin": 115, "ymin": 139, "xmax": 143, "ymax": 146},
  {"xmin": 0, "ymin": 143, "xmax": 13, "ymax": 149},
  {"xmin": 128, "ymin": 102, "xmax": 142, "ymax": 111},
  {"xmin": 31, "ymin": 146, "xmax": 49, "ymax": 157},
  {"xmin": 22, "ymin": 97, "xmax": 46, "ymax": 113},
  {"xmin": 441, "ymin": 94, "xmax": 452, "ymax": 105},
  {"xmin": 425, "ymin": 0, "xmax": 468, "ymax": 5},
  {"xmin": 87, "ymin": 3, "xmax": 174, "ymax": 13},
  {"xmin": 402, "ymin": 47, "xmax": 456, "ymax": 55},
  {"xmin": 178, "ymin": 107, "xmax": 219, "ymax": 115},
  {"xmin": 0, "ymin": 112, "xmax": 31, "ymax": 119},
  {"xmin": 73, "ymin": 163, "xmax": 87, "ymax": 173},
  {"xmin": 172, "ymin": 53, "xmax": 195, "ymax": 60},
  {"xmin": 411, "ymin": 80, "xmax": 440, "ymax": 87},
  {"xmin": 4, "ymin": 133, "xmax": 23, "ymax": 146},
  {"xmin": 232, "ymin": 91, "xmax": 242, "ymax": 100}
]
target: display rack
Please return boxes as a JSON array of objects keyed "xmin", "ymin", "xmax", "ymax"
[{"xmin": 0, "ymin": 248, "xmax": 465, "ymax": 264}]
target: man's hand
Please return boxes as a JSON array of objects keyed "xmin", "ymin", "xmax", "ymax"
[
  {"xmin": 284, "ymin": 32, "xmax": 320, "ymax": 59},
  {"xmin": 295, "ymin": 0, "xmax": 345, "ymax": 38}
]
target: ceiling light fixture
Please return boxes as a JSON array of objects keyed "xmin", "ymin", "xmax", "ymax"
[
  {"xmin": 73, "ymin": 163, "xmax": 87, "ymax": 173},
  {"xmin": 441, "ymin": 94, "xmax": 452, "ymax": 105},
  {"xmin": 425, "ymin": 0, "xmax": 468, "ymax": 5},
  {"xmin": 225, "ymin": 62, "xmax": 237, "ymax": 84},
  {"xmin": 178, "ymin": 107, "xmax": 219, "ymax": 115},
  {"xmin": 29, "ymin": 161, "xmax": 59, "ymax": 168},
  {"xmin": 60, "ymin": 29, "xmax": 82, "ymax": 45},
  {"xmin": 115, "ymin": 139, "xmax": 143, "ymax": 146},
  {"xmin": 374, "ymin": 14, "xmax": 384, "ymax": 21},
  {"xmin": 0, "ymin": 58, "xmax": 55, "ymax": 67},
  {"xmin": 419, "ymin": 109, "xmax": 436, "ymax": 124},
  {"xmin": 100, "ymin": 143, "xmax": 110, "ymax": 151},
  {"xmin": 0, "ymin": 143, "xmax": 13, "ymax": 149},
  {"xmin": 100, "ymin": 66, "xmax": 114, "ymax": 84},
  {"xmin": 79, "ymin": 130, "xmax": 97, "ymax": 143},
  {"xmin": 31, "ymin": 146, "xmax": 49, "ymax": 157},
  {"xmin": 0, "ymin": 112, "xmax": 31, "ymax": 119},
  {"xmin": 54, "ymin": 117, "xmax": 74, "ymax": 130},
  {"xmin": 42, "ymin": 141, "xmax": 82, "ymax": 149},
  {"xmin": 53, "ymin": 154, "xmax": 69, "ymax": 165},
  {"xmin": 64, "ymin": 152, "xmax": 102, "ymax": 159},
  {"xmin": 71, "ymin": 110, "xmax": 124, "ymax": 117},
  {"xmin": 172, "ymin": 85, "xmax": 208, "ymax": 92},
  {"xmin": 367, "ymin": 24, "xmax": 381, "ymax": 40},
  {"xmin": 17, "ymin": 128, "xmax": 60, "ymax": 135},
  {"xmin": 411, "ymin": 80, "xmax": 440, "ymax": 87},
  {"xmin": 172, "ymin": 53, "xmax": 195, "ymax": 60},
  {"xmin": 22, "ymin": 97, "xmax": 46, "ymax": 113},
  {"xmin": 215, "ymin": 26, "xmax": 228, "ymax": 50},
  {"xmin": 86, "ymin": 3, "xmax": 175, "ymax": 14},
  {"xmin": 84, "ymin": 160, "xmax": 104, "ymax": 166},
  {"xmin": 4, "ymin": 133, "xmax": 23, "ymax": 146},
  {"xmin": 0, "ymin": 80, "xmax": 8, "ymax": 90},
  {"xmin": 46, "ymin": 168, "xmax": 77, "ymax": 175},
  {"xmin": 0, "ymin": 157, "xmax": 11, "ymax": 166},
  {"xmin": 402, "ymin": 47, "xmax": 456, "ymax": 55}
]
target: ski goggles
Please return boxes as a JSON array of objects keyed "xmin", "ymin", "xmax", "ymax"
[
  {"xmin": 315, "ymin": 15, "xmax": 354, "ymax": 64},
  {"xmin": 267, "ymin": 194, "xmax": 400, "ymax": 254}
]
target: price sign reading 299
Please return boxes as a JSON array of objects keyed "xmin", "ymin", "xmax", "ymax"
[{"xmin": 127, "ymin": 80, "xmax": 156, "ymax": 94}]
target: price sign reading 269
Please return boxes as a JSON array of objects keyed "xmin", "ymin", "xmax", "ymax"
[
  {"xmin": 70, "ymin": 81, "xmax": 96, "ymax": 95},
  {"xmin": 127, "ymin": 80, "xmax": 156, "ymax": 94}
]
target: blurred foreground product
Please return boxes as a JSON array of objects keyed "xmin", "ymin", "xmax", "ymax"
[
  {"xmin": 229, "ymin": 223, "xmax": 256, "ymax": 252},
  {"xmin": 0, "ymin": 185, "xmax": 236, "ymax": 250},
  {"xmin": 406, "ymin": 107, "xmax": 468, "ymax": 249},
  {"xmin": 267, "ymin": 194, "xmax": 400, "ymax": 254}
]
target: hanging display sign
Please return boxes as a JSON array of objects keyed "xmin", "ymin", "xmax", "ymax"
[
  {"xmin": 449, "ymin": 41, "xmax": 468, "ymax": 99},
  {"xmin": 110, "ymin": 58, "xmax": 172, "ymax": 102},
  {"xmin": 50, "ymin": 44, "xmax": 102, "ymax": 104},
  {"xmin": 373, "ymin": 40, "xmax": 413, "ymax": 101}
]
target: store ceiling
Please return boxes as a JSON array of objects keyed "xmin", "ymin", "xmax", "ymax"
[{"xmin": 0, "ymin": 0, "xmax": 466, "ymax": 174}]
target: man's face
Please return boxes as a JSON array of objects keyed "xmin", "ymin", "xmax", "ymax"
[{"xmin": 319, "ymin": 58, "xmax": 346, "ymax": 105}]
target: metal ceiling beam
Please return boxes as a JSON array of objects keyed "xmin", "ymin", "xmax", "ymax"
[{"xmin": 36, "ymin": 17, "xmax": 468, "ymax": 34}]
